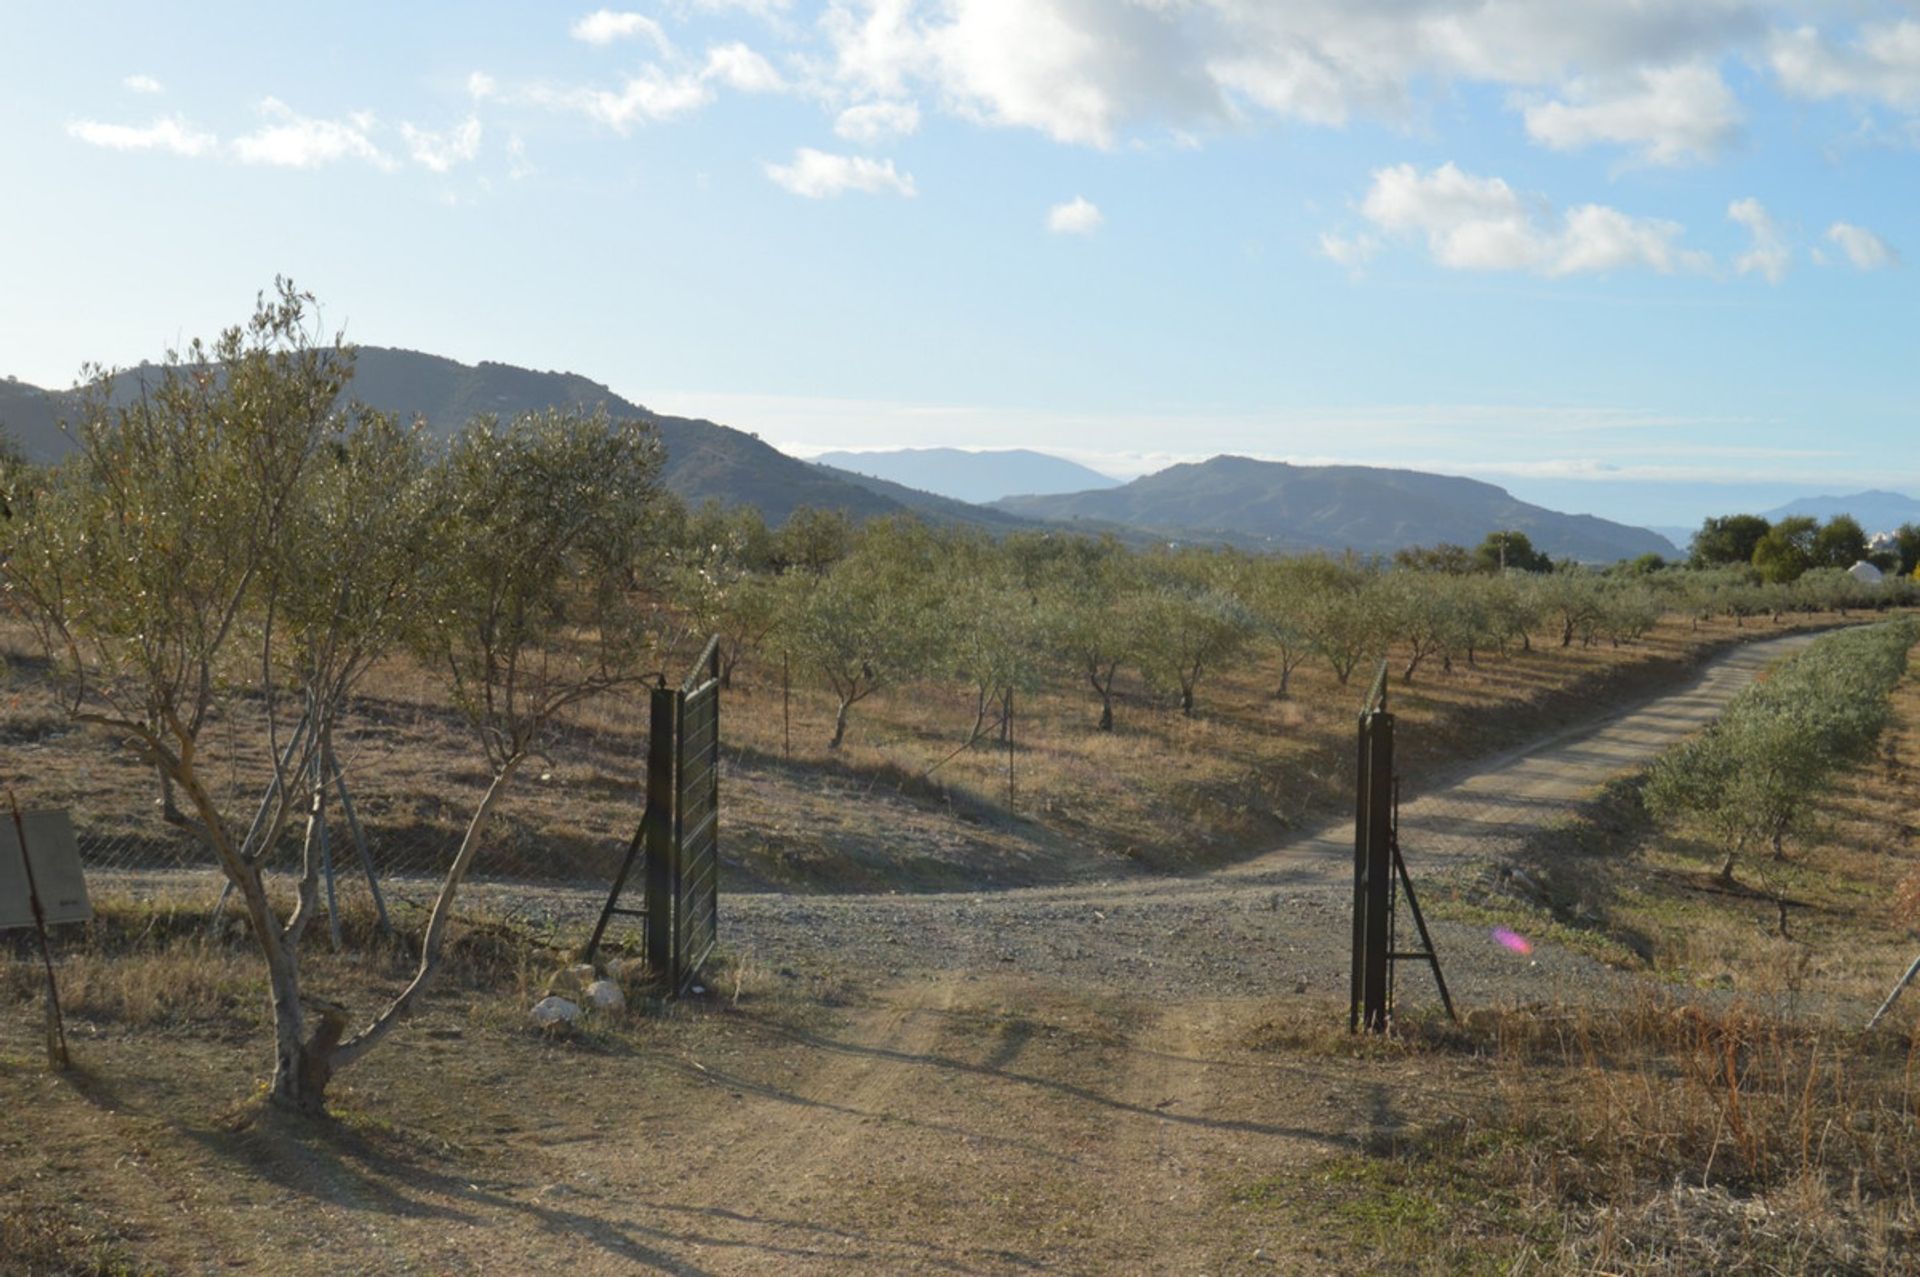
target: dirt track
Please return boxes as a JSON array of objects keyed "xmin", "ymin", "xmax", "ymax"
[
  {"xmin": 712, "ymin": 629, "xmax": 1824, "ymax": 1010},
  {"xmin": 28, "ymin": 631, "xmax": 1832, "ymax": 1274},
  {"xmin": 379, "ymin": 630, "xmax": 1826, "ymax": 1274}
]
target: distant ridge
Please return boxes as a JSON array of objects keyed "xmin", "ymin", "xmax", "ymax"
[
  {"xmin": 993, "ymin": 455, "xmax": 1674, "ymax": 563},
  {"xmin": 1761, "ymin": 490, "xmax": 1920, "ymax": 532},
  {"xmin": 812, "ymin": 447, "xmax": 1120, "ymax": 504},
  {"xmin": 0, "ymin": 348, "xmax": 1024, "ymax": 531}
]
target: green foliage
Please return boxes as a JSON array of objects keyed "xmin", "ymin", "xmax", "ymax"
[
  {"xmin": 1475, "ymin": 530, "xmax": 1552, "ymax": 574},
  {"xmin": 1689, "ymin": 513, "xmax": 1770, "ymax": 567},
  {"xmin": 1811, "ymin": 514, "xmax": 1868, "ymax": 569},
  {"xmin": 1645, "ymin": 618, "xmax": 1918, "ymax": 882},
  {"xmin": 421, "ymin": 407, "xmax": 668, "ymax": 766},
  {"xmin": 1894, "ymin": 523, "xmax": 1920, "ymax": 577},
  {"xmin": 1750, "ymin": 515, "xmax": 1818, "ymax": 583},
  {"xmin": 1130, "ymin": 551, "xmax": 1253, "ymax": 715},
  {"xmin": 789, "ymin": 516, "xmax": 945, "ymax": 748}
]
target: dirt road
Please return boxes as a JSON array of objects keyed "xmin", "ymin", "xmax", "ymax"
[
  {"xmin": 28, "ymin": 630, "xmax": 1829, "ymax": 1274},
  {"xmin": 408, "ymin": 630, "xmax": 1819, "ymax": 1275}
]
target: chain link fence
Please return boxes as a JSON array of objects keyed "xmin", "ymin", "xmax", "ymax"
[{"xmin": 7, "ymin": 661, "xmax": 659, "ymax": 924}]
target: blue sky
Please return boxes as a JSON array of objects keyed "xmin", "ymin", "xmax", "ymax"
[{"xmin": 4, "ymin": 1, "xmax": 1917, "ymax": 528}]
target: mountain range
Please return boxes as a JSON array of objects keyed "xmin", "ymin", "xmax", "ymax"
[
  {"xmin": 5, "ymin": 348, "xmax": 1682, "ymax": 562},
  {"xmin": 812, "ymin": 447, "xmax": 1119, "ymax": 503},
  {"xmin": 1761, "ymin": 490, "xmax": 1920, "ymax": 532},
  {"xmin": 992, "ymin": 456, "xmax": 1677, "ymax": 563}
]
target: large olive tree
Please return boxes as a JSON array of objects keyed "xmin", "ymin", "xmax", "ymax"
[{"xmin": 0, "ymin": 284, "xmax": 440, "ymax": 1111}]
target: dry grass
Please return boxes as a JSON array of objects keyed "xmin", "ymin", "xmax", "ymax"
[
  {"xmin": 4, "ymin": 609, "xmax": 1880, "ymax": 899},
  {"xmin": 1235, "ymin": 990, "xmax": 1920, "ymax": 1272}
]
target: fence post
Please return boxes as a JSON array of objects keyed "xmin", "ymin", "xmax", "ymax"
[
  {"xmin": 642, "ymin": 684, "xmax": 680, "ymax": 978},
  {"xmin": 1352, "ymin": 709, "xmax": 1395, "ymax": 1033}
]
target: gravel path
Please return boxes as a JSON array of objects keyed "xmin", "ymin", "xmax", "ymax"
[
  {"xmin": 468, "ymin": 630, "xmax": 1819, "ymax": 1013},
  {"xmin": 97, "ymin": 632, "xmax": 1819, "ymax": 1014}
]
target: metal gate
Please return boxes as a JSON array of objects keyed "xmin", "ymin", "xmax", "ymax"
[
  {"xmin": 656, "ymin": 639, "xmax": 720, "ymax": 990},
  {"xmin": 1350, "ymin": 662, "xmax": 1454, "ymax": 1033},
  {"xmin": 586, "ymin": 637, "xmax": 721, "ymax": 994}
]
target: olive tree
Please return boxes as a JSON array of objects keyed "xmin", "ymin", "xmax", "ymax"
[
  {"xmin": 1038, "ymin": 537, "xmax": 1140, "ymax": 731},
  {"xmin": 792, "ymin": 516, "xmax": 941, "ymax": 749},
  {"xmin": 1130, "ymin": 577, "xmax": 1252, "ymax": 716},
  {"xmin": 0, "ymin": 284, "xmax": 446, "ymax": 1112}
]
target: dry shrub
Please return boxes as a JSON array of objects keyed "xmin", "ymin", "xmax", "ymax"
[{"xmin": 1386, "ymin": 995, "xmax": 1920, "ymax": 1268}]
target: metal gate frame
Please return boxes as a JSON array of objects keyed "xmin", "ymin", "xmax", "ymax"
[
  {"xmin": 586, "ymin": 637, "xmax": 721, "ymax": 994},
  {"xmin": 1350, "ymin": 662, "xmax": 1455, "ymax": 1033}
]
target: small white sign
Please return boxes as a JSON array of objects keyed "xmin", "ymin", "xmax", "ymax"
[{"xmin": 0, "ymin": 811, "xmax": 94, "ymax": 929}]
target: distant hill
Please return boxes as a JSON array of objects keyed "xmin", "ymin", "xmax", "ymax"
[
  {"xmin": 812, "ymin": 447, "xmax": 1120, "ymax": 503},
  {"xmin": 993, "ymin": 456, "xmax": 1675, "ymax": 563},
  {"xmin": 0, "ymin": 349, "xmax": 1018, "ymax": 530},
  {"xmin": 1648, "ymin": 526, "xmax": 1695, "ymax": 555},
  {"xmin": 1761, "ymin": 490, "xmax": 1920, "ymax": 532}
]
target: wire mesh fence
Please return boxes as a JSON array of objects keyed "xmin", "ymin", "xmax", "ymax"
[{"xmin": 7, "ymin": 662, "xmax": 659, "ymax": 920}]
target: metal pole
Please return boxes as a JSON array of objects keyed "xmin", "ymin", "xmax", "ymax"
[
  {"xmin": 1362, "ymin": 712, "xmax": 1394, "ymax": 1032},
  {"xmin": 643, "ymin": 684, "xmax": 679, "ymax": 979},
  {"xmin": 8, "ymin": 792, "xmax": 70, "ymax": 1070},
  {"xmin": 1005, "ymin": 688, "xmax": 1014, "ymax": 809},
  {"xmin": 1350, "ymin": 713, "xmax": 1370, "ymax": 1033},
  {"xmin": 1867, "ymin": 953, "xmax": 1920, "ymax": 1031}
]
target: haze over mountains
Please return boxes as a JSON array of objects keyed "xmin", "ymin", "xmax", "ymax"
[
  {"xmin": 813, "ymin": 448, "xmax": 1120, "ymax": 503},
  {"xmin": 992, "ymin": 456, "xmax": 1677, "ymax": 562},
  {"xmin": 0, "ymin": 346, "xmax": 1759, "ymax": 563},
  {"xmin": 1761, "ymin": 491, "xmax": 1920, "ymax": 532}
]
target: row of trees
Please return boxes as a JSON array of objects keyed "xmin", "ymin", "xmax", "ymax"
[
  {"xmin": 5, "ymin": 285, "xmax": 1918, "ymax": 1112},
  {"xmin": 1646, "ymin": 617, "xmax": 1918, "ymax": 891},
  {"xmin": 1692, "ymin": 512, "xmax": 1920, "ymax": 582},
  {"xmin": 662, "ymin": 500, "xmax": 1920, "ymax": 753}
]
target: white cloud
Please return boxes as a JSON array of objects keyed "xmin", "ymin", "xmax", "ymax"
[
  {"xmin": 1771, "ymin": 21, "xmax": 1920, "ymax": 111},
  {"xmin": 1522, "ymin": 62, "xmax": 1741, "ymax": 165},
  {"xmin": 531, "ymin": 71, "xmax": 714, "ymax": 131},
  {"xmin": 467, "ymin": 71, "xmax": 498, "ymax": 101},
  {"xmin": 1349, "ymin": 161, "xmax": 1709, "ymax": 277},
  {"xmin": 816, "ymin": 0, "xmax": 1769, "ymax": 150},
  {"xmin": 703, "ymin": 42, "xmax": 785, "ymax": 93},
  {"xmin": 1728, "ymin": 197, "xmax": 1789, "ymax": 282},
  {"xmin": 1046, "ymin": 195, "xmax": 1102, "ymax": 234},
  {"xmin": 834, "ymin": 99, "xmax": 921, "ymax": 143},
  {"xmin": 68, "ymin": 115, "xmax": 216, "ymax": 157},
  {"xmin": 1318, "ymin": 231, "xmax": 1381, "ymax": 268},
  {"xmin": 231, "ymin": 98, "xmax": 393, "ymax": 169},
  {"xmin": 401, "ymin": 117, "xmax": 482, "ymax": 172},
  {"xmin": 1826, "ymin": 221, "xmax": 1899, "ymax": 270},
  {"xmin": 570, "ymin": 9, "xmax": 672, "ymax": 51},
  {"xmin": 765, "ymin": 146, "xmax": 915, "ymax": 197},
  {"xmin": 122, "ymin": 74, "xmax": 164, "ymax": 95}
]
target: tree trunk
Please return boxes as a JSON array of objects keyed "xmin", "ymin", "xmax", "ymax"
[
  {"xmin": 1180, "ymin": 685, "xmax": 1195, "ymax": 716},
  {"xmin": 318, "ymin": 757, "xmax": 524, "ymax": 1102},
  {"xmin": 828, "ymin": 697, "xmax": 851, "ymax": 750},
  {"xmin": 1719, "ymin": 848, "xmax": 1738, "ymax": 885},
  {"xmin": 1098, "ymin": 689, "xmax": 1113, "ymax": 732}
]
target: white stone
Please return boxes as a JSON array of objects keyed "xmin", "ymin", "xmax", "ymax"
[
  {"xmin": 530, "ymin": 996, "xmax": 581, "ymax": 1027},
  {"xmin": 585, "ymin": 980, "xmax": 626, "ymax": 1013},
  {"xmin": 567, "ymin": 962, "xmax": 598, "ymax": 987}
]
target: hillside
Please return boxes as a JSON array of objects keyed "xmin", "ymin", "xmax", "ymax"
[
  {"xmin": 812, "ymin": 447, "xmax": 1120, "ymax": 503},
  {"xmin": 1763, "ymin": 489, "xmax": 1920, "ymax": 532},
  {"xmin": 0, "ymin": 350, "xmax": 997, "ymax": 530},
  {"xmin": 993, "ymin": 455, "xmax": 1675, "ymax": 562}
]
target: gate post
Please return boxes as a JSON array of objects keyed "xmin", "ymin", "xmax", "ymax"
[
  {"xmin": 642, "ymin": 684, "xmax": 680, "ymax": 978},
  {"xmin": 1352, "ymin": 709, "xmax": 1394, "ymax": 1033}
]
